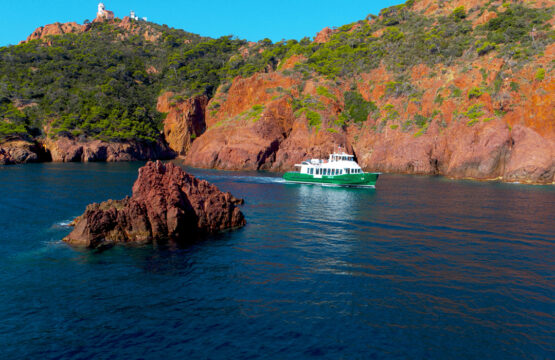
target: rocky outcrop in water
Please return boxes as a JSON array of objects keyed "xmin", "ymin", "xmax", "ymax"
[{"xmin": 64, "ymin": 161, "xmax": 246, "ymax": 248}]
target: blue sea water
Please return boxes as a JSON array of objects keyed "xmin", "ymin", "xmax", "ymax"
[{"xmin": 0, "ymin": 162, "xmax": 553, "ymax": 359}]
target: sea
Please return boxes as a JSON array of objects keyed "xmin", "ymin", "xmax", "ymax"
[{"xmin": 0, "ymin": 161, "xmax": 553, "ymax": 359}]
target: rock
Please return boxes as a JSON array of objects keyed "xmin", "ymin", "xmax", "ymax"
[
  {"xmin": 314, "ymin": 27, "xmax": 334, "ymax": 44},
  {"xmin": 24, "ymin": 22, "xmax": 88, "ymax": 43},
  {"xmin": 157, "ymin": 92, "xmax": 208, "ymax": 156},
  {"xmin": 43, "ymin": 136, "xmax": 175, "ymax": 163},
  {"xmin": 503, "ymin": 125, "xmax": 555, "ymax": 184},
  {"xmin": 0, "ymin": 139, "xmax": 48, "ymax": 165},
  {"xmin": 64, "ymin": 161, "xmax": 246, "ymax": 248}
]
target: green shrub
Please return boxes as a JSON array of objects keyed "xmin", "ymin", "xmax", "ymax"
[
  {"xmin": 413, "ymin": 114, "xmax": 429, "ymax": 128},
  {"xmin": 535, "ymin": 68, "xmax": 545, "ymax": 81},
  {"xmin": 452, "ymin": 6, "xmax": 466, "ymax": 20},
  {"xmin": 249, "ymin": 104, "xmax": 265, "ymax": 122},
  {"xmin": 306, "ymin": 110, "xmax": 322, "ymax": 128},
  {"xmin": 468, "ymin": 87, "xmax": 484, "ymax": 99},
  {"xmin": 414, "ymin": 122, "xmax": 429, "ymax": 137},
  {"xmin": 465, "ymin": 104, "xmax": 484, "ymax": 119},
  {"xmin": 316, "ymin": 86, "xmax": 337, "ymax": 100},
  {"xmin": 343, "ymin": 91, "xmax": 377, "ymax": 123},
  {"xmin": 476, "ymin": 41, "xmax": 496, "ymax": 55},
  {"xmin": 467, "ymin": 118, "xmax": 479, "ymax": 126},
  {"xmin": 434, "ymin": 93, "xmax": 444, "ymax": 105},
  {"xmin": 449, "ymin": 85, "xmax": 462, "ymax": 98}
]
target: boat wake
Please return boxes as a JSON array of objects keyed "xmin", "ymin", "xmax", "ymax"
[
  {"xmin": 52, "ymin": 219, "xmax": 74, "ymax": 228},
  {"xmin": 201, "ymin": 175, "xmax": 286, "ymax": 185}
]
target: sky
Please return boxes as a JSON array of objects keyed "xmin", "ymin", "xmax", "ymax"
[{"xmin": 1, "ymin": 0, "xmax": 404, "ymax": 46}]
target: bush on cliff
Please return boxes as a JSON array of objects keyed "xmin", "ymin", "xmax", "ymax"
[{"xmin": 343, "ymin": 91, "xmax": 377, "ymax": 123}]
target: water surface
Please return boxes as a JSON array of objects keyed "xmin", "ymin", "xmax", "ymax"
[{"xmin": 0, "ymin": 162, "xmax": 553, "ymax": 359}]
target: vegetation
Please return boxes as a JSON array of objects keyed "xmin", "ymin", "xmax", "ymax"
[
  {"xmin": 468, "ymin": 87, "xmax": 484, "ymax": 99},
  {"xmin": 343, "ymin": 91, "xmax": 377, "ymax": 123},
  {"xmin": 0, "ymin": 21, "xmax": 278, "ymax": 141},
  {"xmin": 535, "ymin": 68, "xmax": 545, "ymax": 81},
  {"xmin": 0, "ymin": 1, "xmax": 552, "ymax": 142},
  {"xmin": 465, "ymin": 104, "xmax": 485, "ymax": 120}
]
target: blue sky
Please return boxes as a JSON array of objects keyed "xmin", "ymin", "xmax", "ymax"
[{"xmin": 1, "ymin": 0, "xmax": 403, "ymax": 46}]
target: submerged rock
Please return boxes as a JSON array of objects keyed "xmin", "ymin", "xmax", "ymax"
[{"xmin": 64, "ymin": 161, "xmax": 246, "ymax": 248}]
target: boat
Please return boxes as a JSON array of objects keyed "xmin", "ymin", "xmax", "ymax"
[{"xmin": 283, "ymin": 150, "xmax": 380, "ymax": 188}]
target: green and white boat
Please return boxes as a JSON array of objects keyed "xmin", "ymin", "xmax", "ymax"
[{"xmin": 283, "ymin": 151, "xmax": 380, "ymax": 188}]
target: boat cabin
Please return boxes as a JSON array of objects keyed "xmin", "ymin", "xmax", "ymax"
[{"xmin": 294, "ymin": 152, "xmax": 363, "ymax": 176}]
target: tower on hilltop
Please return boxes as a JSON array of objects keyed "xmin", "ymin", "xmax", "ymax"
[
  {"xmin": 96, "ymin": 2, "xmax": 114, "ymax": 21},
  {"xmin": 97, "ymin": 3, "xmax": 106, "ymax": 17}
]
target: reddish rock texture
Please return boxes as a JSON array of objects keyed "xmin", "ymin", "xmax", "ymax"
[
  {"xmin": 157, "ymin": 92, "xmax": 208, "ymax": 156},
  {"xmin": 185, "ymin": 97, "xmax": 293, "ymax": 170},
  {"xmin": 64, "ymin": 161, "xmax": 245, "ymax": 248},
  {"xmin": 0, "ymin": 140, "xmax": 44, "ymax": 165},
  {"xmin": 314, "ymin": 27, "xmax": 335, "ymax": 43},
  {"xmin": 24, "ymin": 22, "xmax": 89, "ymax": 43},
  {"xmin": 44, "ymin": 137, "xmax": 174, "ymax": 162},
  {"xmin": 183, "ymin": 49, "xmax": 553, "ymax": 183}
]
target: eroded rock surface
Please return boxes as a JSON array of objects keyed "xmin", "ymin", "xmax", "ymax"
[
  {"xmin": 64, "ymin": 161, "xmax": 246, "ymax": 248},
  {"xmin": 44, "ymin": 137, "xmax": 174, "ymax": 162},
  {"xmin": 0, "ymin": 139, "xmax": 47, "ymax": 165},
  {"xmin": 157, "ymin": 92, "xmax": 208, "ymax": 156}
]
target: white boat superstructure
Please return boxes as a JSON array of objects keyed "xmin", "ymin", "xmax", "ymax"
[{"xmin": 294, "ymin": 152, "xmax": 364, "ymax": 177}]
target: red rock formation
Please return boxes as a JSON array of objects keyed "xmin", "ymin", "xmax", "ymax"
[
  {"xmin": 0, "ymin": 140, "xmax": 43, "ymax": 165},
  {"xmin": 314, "ymin": 27, "xmax": 334, "ymax": 43},
  {"xmin": 64, "ymin": 161, "xmax": 246, "ymax": 248},
  {"xmin": 24, "ymin": 22, "xmax": 89, "ymax": 43},
  {"xmin": 184, "ymin": 72, "xmax": 300, "ymax": 170},
  {"xmin": 157, "ymin": 92, "xmax": 208, "ymax": 156},
  {"xmin": 43, "ymin": 136, "xmax": 174, "ymax": 162}
]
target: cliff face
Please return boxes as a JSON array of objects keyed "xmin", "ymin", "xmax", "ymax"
[
  {"xmin": 43, "ymin": 137, "xmax": 175, "ymax": 163},
  {"xmin": 178, "ymin": 58, "xmax": 553, "ymax": 183},
  {"xmin": 174, "ymin": 1, "xmax": 554, "ymax": 184},
  {"xmin": 4, "ymin": 0, "xmax": 554, "ymax": 183},
  {"xmin": 157, "ymin": 92, "xmax": 208, "ymax": 156}
]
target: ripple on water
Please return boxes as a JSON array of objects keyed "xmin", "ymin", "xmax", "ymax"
[{"xmin": 0, "ymin": 164, "xmax": 553, "ymax": 359}]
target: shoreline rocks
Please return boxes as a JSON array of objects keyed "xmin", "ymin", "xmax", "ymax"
[
  {"xmin": 0, "ymin": 139, "xmax": 50, "ymax": 165},
  {"xmin": 64, "ymin": 161, "xmax": 246, "ymax": 249},
  {"xmin": 43, "ymin": 136, "xmax": 175, "ymax": 163}
]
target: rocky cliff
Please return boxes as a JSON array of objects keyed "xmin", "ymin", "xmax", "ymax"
[
  {"xmin": 64, "ymin": 161, "xmax": 246, "ymax": 248},
  {"xmin": 3, "ymin": 0, "xmax": 554, "ymax": 184},
  {"xmin": 168, "ymin": 0, "xmax": 553, "ymax": 184}
]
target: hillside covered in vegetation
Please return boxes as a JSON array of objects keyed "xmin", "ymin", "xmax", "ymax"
[{"xmin": 0, "ymin": 0, "xmax": 553, "ymax": 183}]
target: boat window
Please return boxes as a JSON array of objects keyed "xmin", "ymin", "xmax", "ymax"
[{"xmin": 332, "ymin": 169, "xmax": 336, "ymax": 175}]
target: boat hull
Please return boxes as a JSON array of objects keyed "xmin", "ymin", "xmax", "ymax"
[{"xmin": 283, "ymin": 172, "xmax": 379, "ymax": 188}]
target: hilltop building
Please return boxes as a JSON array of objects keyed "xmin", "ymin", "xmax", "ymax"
[
  {"xmin": 129, "ymin": 10, "xmax": 147, "ymax": 22},
  {"xmin": 96, "ymin": 2, "xmax": 114, "ymax": 21}
]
